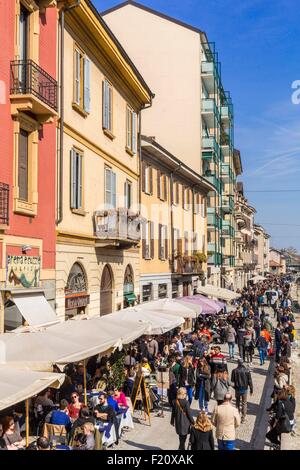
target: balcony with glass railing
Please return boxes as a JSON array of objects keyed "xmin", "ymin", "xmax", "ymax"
[
  {"xmin": 207, "ymin": 210, "xmax": 221, "ymax": 230},
  {"xmin": 220, "ymin": 163, "xmax": 234, "ymax": 183},
  {"xmin": 202, "ymin": 136, "xmax": 220, "ymax": 160},
  {"xmin": 221, "ymin": 194, "xmax": 234, "ymax": 213},
  {"xmin": 208, "ymin": 251, "xmax": 222, "ymax": 266},
  {"xmin": 204, "ymin": 173, "xmax": 222, "ymax": 193},
  {"xmin": 221, "ymin": 220, "xmax": 235, "ymax": 238},
  {"xmin": 220, "ymin": 131, "xmax": 233, "ymax": 157}
]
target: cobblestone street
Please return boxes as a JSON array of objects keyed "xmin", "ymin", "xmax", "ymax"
[{"xmin": 116, "ymin": 312, "xmax": 276, "ymax": 451}]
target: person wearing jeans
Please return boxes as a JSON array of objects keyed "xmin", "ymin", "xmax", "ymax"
[
  {"xmin": 179, "ymin": 355, "xmax": 195, "ymax": 406},
  {"xmin": 225, "ymin": 325, "xmax": 237, "ymax": 359},
  {"xmin": 212, "ymin": 393, "xmax": 241, "ymax": 451},
  {"xmin": 195, "ymin": 358, "xmax": 211, "ymax": 414},
  {"xmin": 256, "ymin": 334, "xmax": 268, "ymax": 366}
]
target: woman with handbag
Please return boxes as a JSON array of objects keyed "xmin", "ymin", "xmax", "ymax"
[
  {"xmin": 195, "ymin": 358, "xmax": 211, "ymax": 413},
  {"xmin": 171, "ymin": 388, "xmax": 194, "ymax": 450},
  {"xmin": 211, "ymin": 370, "xmax": 230, "ymax": 405},
  {"xmin": 266, "ymin": 389, "xmax": 294, "ymax": 446}
]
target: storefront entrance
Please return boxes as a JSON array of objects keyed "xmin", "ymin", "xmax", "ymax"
[
  {"xmin": 65, "ymin": 263, "xmax": 89, "ymax": 318},
  {"xmin": 123, "ymin": 264, "xmax": 136, "ymax": 308}
]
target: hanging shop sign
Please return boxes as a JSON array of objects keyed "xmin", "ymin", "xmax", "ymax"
[{"xmin": 6, "ymin": 255, "xmax": 41, "ymax": 289}]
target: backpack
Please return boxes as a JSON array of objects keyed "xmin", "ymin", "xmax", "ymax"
[{"xmin": 243, "ymin": 335, "xmax": 252, "ymax": 347}]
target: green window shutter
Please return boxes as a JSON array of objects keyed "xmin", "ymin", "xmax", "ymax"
[
  {"xmin": 70, "ymin": 149, "xmax": 76, "ymax": 209},
  {"xmin": 132, "ymin": 111, "xmax": 137, "ymax": 154}
]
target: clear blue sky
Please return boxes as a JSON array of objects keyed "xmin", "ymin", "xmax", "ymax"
[{"xmin": 95, "ymin": 0, "xmax": 300, "ymax": 251}]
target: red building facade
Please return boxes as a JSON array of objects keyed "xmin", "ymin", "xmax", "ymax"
[{"xmin": 0, "ymin": 0, "xmax": 57, "ymax": 331}]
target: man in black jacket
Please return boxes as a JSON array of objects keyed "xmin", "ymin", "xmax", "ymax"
[{"xmin": 231, "ymin": 359, "xmax": 253, "ymax": 423}]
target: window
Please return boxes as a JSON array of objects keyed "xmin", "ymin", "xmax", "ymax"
[
  {"xmin": 126, "ymin": 106, "xmax": 137, "ymax": 154},
  {"xmin": 194, "ymin": 192, "xmax": 200, "ymax": 214},
  {"xmin": 18, "ymin": 129, "xmax": 29, "ymax": 201},
  {"xmin": 73, "ymin": 46, "xmax": 90, "ymax": 113},
  {"xmin": 157, "ymin": 171, "xmax": 167, "ymax": 201},
  {"xmin": 105, "ymin": 166, "xmax": 116, "ymax": 209},
  {"xmin": 183, "ymin": 187, "xmax": 190, "ymax": 210},
  {"xmin": 70, "ymin": 149, "xmax": 83, "ymax": 210},
  {"xmin": 201, "ymin": 196, "xmax": 207, "ymax": 218},
  {"xmin": 173, "ymin": 181, "xmax": 179, "ymax": 205},
  {"xmin": 158, "ymin": 283, "xmax": 167, "ymax": 299},
  {"xmin": 192, "ymin": 232, "xmax": 198, "ymax": 254},
  {"xmin": 102, "ymin": 79, "xmax": 113, "ymax": 133},
  {"xmin": 184, "ymin": 231, "xmax": 189, "ymax": 255},
  {"xmin": 159, "ymin": 224, "xmax": 168, "ymax": 260},
  {"xmin": 142, "ymin": 162, "xmax": 153, "ymax": 195},
  {"xmin": 142, "ymin": 220, "xmax": 154, "ymax": 259},
  {"xmin": 19, "ymin": 5, "xmax": 29, "ymax": 62},
  {"xmin": 124, "ymin": 180, "xmax": 132, "ymax": 209}
]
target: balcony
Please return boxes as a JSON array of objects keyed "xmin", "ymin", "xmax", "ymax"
[
  {"xmin": 175, "ymin": 256, "xmax": 203, "ymax": 275},
  {"xmin": 208, "ymin": 252, "xmax": 222, "ymax": 266},
  {"xmin": 204, "ymin": 173, "xmax": 222, "ymax": 193},
  {"xmin": 222, "ymin": 255, "xmax": 235, "ymax": 268},
  {"xmin": 0, "ymin": 183, "xmax": 9, "ymax": 228},
  {"xmin": 221, "ymin": 220, "xmax": 235, "ymax": 238},
  {"xmin": 221, "ymin": 194, "xmax": 234, "ymax": 213},
  {"xmin": 94, "ymin": 208, "xmax": 142, "ymax": 248},
  {"xmin": 207, "ymin": 210, "xmax": 221, "ymax": 230},
  {"xmin": 201, "ymin": 61, "xmax": 219, "ymax": 93},
  {"xmin": 202, "ymin": 98, "xmax": 219, "ymax": 127},
  {"xmin": 221, "ymin": 163, "xmax": 234, "ymax": 183},
  {"xmin": 202, "ymin": 136, "xmax": 220, "ymax": 160},
  {"xmin": 10, "ymin": 60, "xmax": 58, "ymax": 122},
  {"xmin": 220, "ymin": 132, "xmax": 233, "ymax": 157}
]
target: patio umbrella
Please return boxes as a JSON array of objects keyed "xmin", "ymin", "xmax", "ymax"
[{"xmin": 180, "ymin": 295, "xmax": 221, "ymax": 315}]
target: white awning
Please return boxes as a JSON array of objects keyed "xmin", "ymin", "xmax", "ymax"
[
  {"xmin": 12, "ymin": 293, "xmax": 58, "ymax": 327},
  {"xmin": 0, "ymin": 315, "xmax": 149, "ymax": 371},
  {"xmin": 0, "ymin": 367, "xmax": 65, "ymax": 411},
  {"xmin": 135, "ymin": 299, "xmax": 198, "ymax": 318},
  {"xmin": 249, "ymin": 275, "xmax": 266, "ymax": 283},
  {"xmin": 104, "ymin": 308, "xmax": 184, "ymax": 335},
  {"xmin": 197, "ymin": 284, "xmax": 241, "ymax": 301}
]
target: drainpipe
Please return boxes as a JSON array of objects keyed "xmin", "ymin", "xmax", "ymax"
[{"xmin": 56, "ymin": 1, "xmax": 81, "ymax": 225}]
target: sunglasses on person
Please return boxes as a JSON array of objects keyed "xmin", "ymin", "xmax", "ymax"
[{"xmin": 71, "ymin": 395, "xmax": 78, "ymax": 399}]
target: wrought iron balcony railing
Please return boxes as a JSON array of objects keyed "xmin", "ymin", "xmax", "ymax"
[
  {"xmin": 94, "ymin": 208, "xmax": 142, "ymax": 247},
  {"xmin": 0, "ymin": 183, "xmax": 9, "ymax": 226},
  {"xmin": 10, "ymin": 59, "xmax": 58, "ymax": 112}
]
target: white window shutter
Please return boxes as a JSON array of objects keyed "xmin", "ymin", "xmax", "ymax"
[
  {"xmin": 108, "ymin": 85, "xmax": 112, "ymax": 131},
  {"xmin": 105, "ymin": 167, "xmax": 111, "ymax": 206},
  {"xmin": 83, "ymin": 57, "xmax": 90, "ymax": 113},
  {"xmin": 102, "ymin": 81, "xmax": 109, "ymax": 129},
  {"xmin": 132, "ymin": 111, "xmax": 137, "ymax": 154},
  {"xmin": 112, "ymin": 172, "xmax": 116, "ymax": 208},
  {"xmin": 75, "ymin": 50, "xmax": 80, "ymax": 105},
  {"xmin": 70, "ymin": 149, "xmax": 76, "ymax": 208}
]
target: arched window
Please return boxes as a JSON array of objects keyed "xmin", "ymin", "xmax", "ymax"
[
  {"xmin": 65, "ymin": 263, "xmax": 89, "ymax": 318},
  {"xmin": 66, "ymin": 262, "xmax": 87, "ymax": 295}
]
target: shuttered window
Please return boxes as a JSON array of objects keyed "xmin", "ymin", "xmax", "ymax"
[
  {"xmin": 105, "ymin": 167, "xmax": 116, "ymax": 208},
  {"xmin": 142, "ymin": 220, "xmax": 154, "ymax": 259},
  {"xmin": 74, "ymin": 47, "xmax": 90, "ymax": 113},
  {"xmin": 70, "ymin": 149, "xmax": 83, "ymax": 210},
  {"xmin": 173, "ymin": 181, "xmax": 179, "ymax": 206},
  {"xmin": 126, "ymin": 106, "xmax": 137, "ymax": 154},
  {"xmin": 144, "ymin": 164, "xmax": 153, "ymax": 195},
  {"xmin": 124, "ymin": 180, "xmax": 132, "ymax": 209},
  {"xmin": 18, "ymin": 129, "xmax": 29, "ymax": 201},
  {"xmin": 103, "ymin": 79, "xmax": 113, "ymax": 132},
  {"xmin": 184, "ymin": 231, "xmax": 189, "ymax": 255}
]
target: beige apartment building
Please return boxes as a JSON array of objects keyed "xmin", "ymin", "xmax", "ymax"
[
  {"xmin": 140, "ymin": 136, "xmax": 214, "ymax": 302},
  {"xmin": 234, "ymin": 182, "xmax": 256, "ymax": 289},
  {"xmin": 103, "ymin": 1, "xmax": 237, "ymax": 289},
  {"xmin": 254, "ymin": 224, "xmax": 270, "ymax": 276},
  {"xmin": 269, "ymin": 248, "xmax": 287, "ymax": 275},
  {"xmin": 55, "ymin": 0, "xmax": 152, "ymax": 319}
]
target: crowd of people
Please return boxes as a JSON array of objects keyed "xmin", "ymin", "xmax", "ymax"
[{"xmin": 0, "ymin": 274, "xmax": 297, "ymax": 451}]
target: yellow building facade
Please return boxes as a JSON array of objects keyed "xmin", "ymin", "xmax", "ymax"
[
  {"xmin": 55, "ymin": 0, "xmax": 152, "ymax": 319},
  {"xmin": 139, "ymin": 137, "xmax": 214, "ymax": 302}
]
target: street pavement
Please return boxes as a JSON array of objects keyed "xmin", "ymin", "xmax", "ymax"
[{"xmin": 115, "ymin": 314, "xmax": 275, "ymax": 451}]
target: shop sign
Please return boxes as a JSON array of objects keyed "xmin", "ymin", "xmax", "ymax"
[
  {"xmin": 65, "ymin": 294, "xmax": 90, "ymax": 310},
  {"xmin": 6, "ymin": 255, "xmax": 41, "ymax": 289}
]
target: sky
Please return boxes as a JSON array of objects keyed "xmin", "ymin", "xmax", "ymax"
[{"xmin": 94, "ymin": 0, "xmax": 300, "ymax": 251}]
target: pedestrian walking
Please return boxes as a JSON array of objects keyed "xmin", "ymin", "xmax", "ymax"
[
  {"xmin": 237, "ymin": 323, "xmax": 246, "ymax": 359},
  {"xmin": 225, "ymin": 324, "xmax": 237, "ymax": 359},
  {"xmin": 211, "ymin": 370, "xmax": 230, "ymax": 405},
  {"xmin": 256, "ymin": 333, "xmax": 268, "ymax": 366},
  {"xmin": 170, "ymin": 387, "xmax": 194, "ymax": 450},
  {"xmin": 212, "ymin": 393, "xmax": 241, "ymax": 450},
  {"xmin": 231, "ymin": 359, "xmax": 253, "ymax": 423},
  {"xmin": 189, "ymin": 411, "xmax": 215, "ymax": 450},
  {"xmin": 179, "ymin": 355, "xmax": 195, "ymax": 405},
  {"xmin": 195, "ymin": 358, "xmax": 211, "ymax": 413}
]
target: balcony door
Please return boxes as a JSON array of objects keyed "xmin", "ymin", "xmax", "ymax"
[
  {"xmin": 100, "ymin": 264, "xmax": 114, "ymax": 316},
  {"xmin": 19, "ymin": 5, "xmax": 29, "ymax": 92}
]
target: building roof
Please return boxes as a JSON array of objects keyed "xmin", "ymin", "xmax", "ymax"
[
  {"xmin": 101, "ymin": 0, "xmax": 204, "ymax": 35},
  {"xmin": 141, "ymin": 136, "xmax": 216, "ymax": 194}
]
